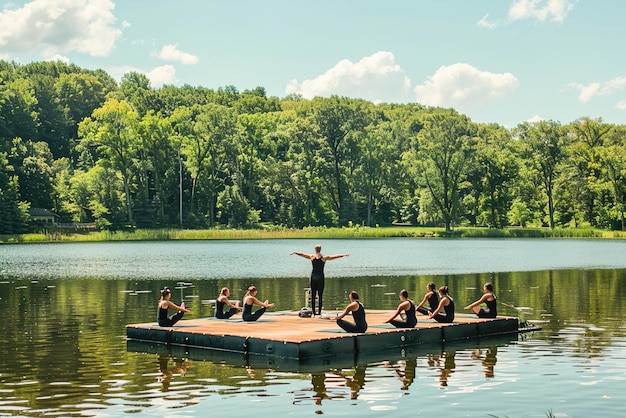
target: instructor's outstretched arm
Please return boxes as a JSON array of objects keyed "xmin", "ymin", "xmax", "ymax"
[
  {"xmin": 324, "ymin": 253, "xmax": 349, "ymax": 261},
  {"xmin": 290, "ymin": 251, "xmax": 313, "ymax": 259}
]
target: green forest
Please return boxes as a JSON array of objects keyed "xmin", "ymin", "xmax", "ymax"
[{"xmin": 1, "ymin": 60, "xmax": 625, "ymax": 234}]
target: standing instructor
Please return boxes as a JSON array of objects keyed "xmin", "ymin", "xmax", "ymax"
[{"xmin": 290, "ymin": 244, "xmax": 349, "ymax": 316}]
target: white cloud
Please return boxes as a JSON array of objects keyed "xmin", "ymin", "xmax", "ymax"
[
  {"xmin": 508, "ymin": 0, "xmax": 574, "ymax": 23},
  {"xmin": 569, "ymin": 82, "xmax": 600, "ymax": 103},
  {"xmin": 147, "ymin": 65, "xmax": 177, "ymax": 86},
  {"xmin": 105, "ymin": 65, "xmax": 141, "ymax": 82},
  {"xmin": 616, "ymin": 101, "xmax": 626, "ymax": 110},
  {"xmin": 0, "ymin": 0, "xmax": 121, "ymax": 57},
  {"xmin": 477, "ymin": 14, "xmax": 498, "ymax": 29},
  {"xmin": 478, "ymin": 0, "xmax": 574, "ymax": 27},
  {"xmin": 569, "ymin": 77, "xmax": 626, "ymax": 103},
  {"xmin": 285, "ymin": 51, "xmax": 411, "ymax": 103},
  {"xmin": 527, "ymin": 115, "xmax": 543, "ymax": 123},
  {"xmin": 157, "ymin": 44, "xmax": 199, "ymax": 65},
  {"xmin": 106, "ymin": 64, "xmax": 178, "ymax": 86},
  {"xmin": 42, "ymin": 53, "xmax": 70, "ymax": 63},
  {"xmin": 414, "ymin": 63, "xmax": 519, "ymax": 111}
]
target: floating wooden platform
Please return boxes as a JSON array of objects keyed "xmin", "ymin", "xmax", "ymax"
[{"xmin": 126, "ymin": 310, "xmax": 528, "ymax": 370}]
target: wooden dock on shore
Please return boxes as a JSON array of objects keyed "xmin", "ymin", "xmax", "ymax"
[{"xmin": 126, "ymin": 310, "xmax": 526, "ymax": 370}]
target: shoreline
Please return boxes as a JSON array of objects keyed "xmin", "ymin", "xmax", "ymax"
[{"xmin": 2, "ymin": 225, "xmax": 626, "ymax": 244}]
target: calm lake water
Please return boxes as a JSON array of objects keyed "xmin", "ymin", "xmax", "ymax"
[{"xmin": 1, "ymin": 238, "xmax": 626, "ymax": 417}]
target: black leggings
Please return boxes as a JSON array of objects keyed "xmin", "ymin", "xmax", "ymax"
[
  {"xmin": 336, "ymin": 318, "xmax": 367, "ymax": 333},
  {"xmin": 477, "ymin": 309, "xmax": 497, "ymax": 318},
  {"xmin": 243, "ymin": 307, "xmax": 266, "ymax": 322},
  {"xmin": 158, "ymin": 311, "xmax": 185, "ymax": 327},
  {"xmin": 389, "ymin": 318, "xmax": 417, "ymax": 328},
  {"xmin": 417, "ymin": 307, "xmax": 433, "ymax": 316},
  {"xmin": 216, "ymin": 307, "xmax": 238, "ymax": 319},
  {"xmin": 431, "ymin": 313, "xmax": 454, "ymax": 323},
  {"xmin": 310, "ymin": 276, "xmax": 324, "ymax": 315}
]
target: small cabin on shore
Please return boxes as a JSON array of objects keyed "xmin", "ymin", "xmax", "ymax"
[{"xmin": 28, "ymin": 208, "xmax": 58, "ymax": 227}]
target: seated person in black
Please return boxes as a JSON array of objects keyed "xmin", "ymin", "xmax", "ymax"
[
  {"xmin": 336, "ymin": 290, "xmax": 368, "ymax": 333},
  {"xmin": 384, "ymin": 289, "xmax": 417, "ymax": 328},
  {"xmin": 428, "ymin": 286, "xmax": 455, "ymax": 323},
  {"xmin": 215, "ymin": 287, "xmax": 242, "ymax": 319},
  {"xmin": 157, "ymin": 287, "xmax": 190, "ymax": 327},
  {"xmin": 416, "ymin": 282, "xmax": 439, "ymax": 315},
  {"xmin": 465, "ymin": 282, "xmax": 497, "ymax": 318},
  {"xmin": 242, "ymin": 286, "xmax": 275, "ymax": 322}
]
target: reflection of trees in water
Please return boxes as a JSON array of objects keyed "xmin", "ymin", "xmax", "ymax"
[
  {"xmin": 154, "ymin": 343, "xmax": 502, "ymax": 407},
  {"xmin": 427, "ymin": 346, "xmax": 500, "ymax": 386},
  {"xmin": 306, "ymin": 342, "xmax": 504, "ymax": 405},
  {"xmin": 5, "ymin": 265, "xmax": 626, "ymax": 414}
]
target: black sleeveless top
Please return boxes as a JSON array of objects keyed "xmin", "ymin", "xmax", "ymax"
[
  {"xmin": 158, "ymin": 307, "xmax": 168, "ymax": 322},
  {"xmin": 443, "ymin": 297, "xmax": 455, "ymax": 321},
  {"xmin": 485, "ymin": 297, "xmax": 497, "ymax": 317},
  {"xmin": 215, "ymin": 300, "xmax": 229, "ymax": 318},
  {"xmin": 405, "ymin": 300, "xmax": 417, "ymax": 327},
  {"xmin": 353, "ymin": 302, "xmax": 367, "ymax": 331},
  {"xmin": 242, "ymin": 301, "xmax": 253, "ymax": 318},
  {"xmin": 427, "ymin": 291, "xmax": 439, "ymax": 310},
  {"xmin": 311, "ymin": 257, "xmax": 325, "ymax": 280}
]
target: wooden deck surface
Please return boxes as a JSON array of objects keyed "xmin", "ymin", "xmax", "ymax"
[
  {"xmin": 127, "ymin": 309, "xmax": 513, "ymax": 343},
  {"xmin": 127, "ymin": 310, "xmax": 529, "ymax": 371}
]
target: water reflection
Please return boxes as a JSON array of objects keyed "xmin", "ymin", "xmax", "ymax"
[
  {"xmin": 1, "ymin": 243, "xmax": 626, "ymax": 416},
  {"xmin": 131, "ymin": 336, "xmax": 509, "ymax": 408},
  {"xmin": 427, "ymin": 350, "xmax": 456, "ymax": 387},
  {"xmin": 472, "ymin": 346, "xmax": 498, "ymax": 378},
  {"xmin": 307, "ymin": 365, "xmax": 368, "ymax": 405},
  {"xmin": 133, "ymin": 337, "xmax": 511, "ymax": 414},
  {"xmin": 157, "ymin": 354, "xmax": 190, "ymax": 392},
  {"xmin": 384, "ymin": 357, "xmax": 417, "ymax": 390}
]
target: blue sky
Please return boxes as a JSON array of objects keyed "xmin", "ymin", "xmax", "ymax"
[{"xmin": 1, "ymin": 0, "xmax": 625, "ymax": 127}]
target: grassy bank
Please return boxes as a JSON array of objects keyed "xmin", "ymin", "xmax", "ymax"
[{"xmin": 2, "ymin": 225, "xmax": 626, "ymax": 243}]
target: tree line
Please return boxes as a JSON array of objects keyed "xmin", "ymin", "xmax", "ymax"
[{"xmin": 1, "ymin": 60, "xmax": 625, "ymax": 234}]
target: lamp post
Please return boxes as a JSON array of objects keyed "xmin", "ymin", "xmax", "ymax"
[{"xmin": 179, "ymin": 147, "xmax": 183, "ymax": 228}]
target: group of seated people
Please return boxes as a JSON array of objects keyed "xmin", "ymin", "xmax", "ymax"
[
  {"xmin": 157, "ymin": 285, "xmax": 274, "ymax": 326},
  {"xmin": 336, "ymin": 282, "xmax": 498, "ymax": 333},
  {"xmin": 384, "ymin": 282, "xmax": 497, "ymax": 327},
  {"xmin": 158, "ymin": 282, "xmax": 498, "ymax": 332},
  {"xmin": 215, "ymin": 286, "xmax": 275, "ymax": 321}
]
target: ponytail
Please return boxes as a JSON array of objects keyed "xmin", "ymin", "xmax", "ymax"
[{"xmin": 246, "ymin": 286, "xmax": 257, "ymax": 297}]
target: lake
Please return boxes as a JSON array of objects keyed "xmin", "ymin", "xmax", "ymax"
[{"xmin": 1, "ymin": 238, "xmax": 625, "ymax": 417}]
